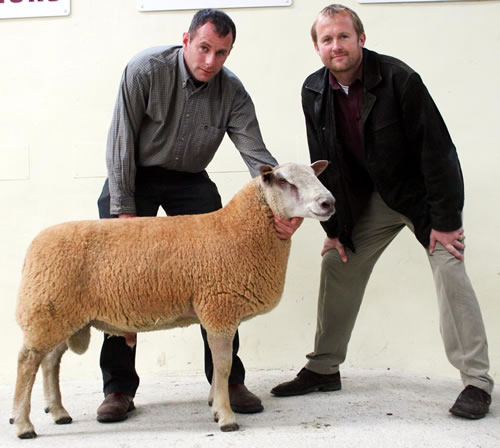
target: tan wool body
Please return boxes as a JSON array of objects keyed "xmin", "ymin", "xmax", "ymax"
[
  {"xmin": 11, "ymin": 161, "xmax": 335, "ymax": 438},
  {"xmin": 17, "ymin": 179, "xmax": 290, "ymax": 351}
]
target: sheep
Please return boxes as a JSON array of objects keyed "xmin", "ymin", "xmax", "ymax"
[{"xmin": 10, "ymin": 161, "xmax": 335, "ymax": 439}]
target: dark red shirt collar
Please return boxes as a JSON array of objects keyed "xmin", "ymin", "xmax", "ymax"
[{"xmin": 329, "ymin": 62, "xmax": 363, "ymax": 91}]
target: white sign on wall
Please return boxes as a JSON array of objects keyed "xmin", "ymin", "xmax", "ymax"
[
  {"xmin": 0, "ymin": 0, "xmax": 70, "ymax": 20},
  {"xmin": 359, "ymin": 0, "xmax": 464, "ymax": 3},
  {"xmin": 137, "ymin": 0, "xmax": 292, "ymax": 12}
]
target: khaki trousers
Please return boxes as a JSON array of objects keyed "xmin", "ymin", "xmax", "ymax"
[{"xmin": 306, "ymin": 193, "xmax": 494, "ymax": 394}]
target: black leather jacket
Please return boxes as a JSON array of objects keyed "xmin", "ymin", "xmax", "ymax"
[{"xmin": 302, "ymin": 48, "xmax": 464, "ymax": 250}]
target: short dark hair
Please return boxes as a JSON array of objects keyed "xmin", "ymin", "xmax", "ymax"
[
  {"xmin": 311, "ymin": 4, "xmax": 364, "ymax": 43},
  {"xmin": 189, "ymin": 9, "xmax": 236, "ymax": 44}
]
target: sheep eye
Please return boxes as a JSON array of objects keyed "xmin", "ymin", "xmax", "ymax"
[{"xmin": 277, "ymin": 177, "xmax": 297, "ymax": 191}]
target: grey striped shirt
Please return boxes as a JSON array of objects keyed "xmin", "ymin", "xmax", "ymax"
[{"xmin": 106, "ymin": 45, "xmax": 277, "ymax": 215}]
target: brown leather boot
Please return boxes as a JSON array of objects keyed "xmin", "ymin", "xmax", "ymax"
[
  {"xmin": 96, "ymin": 392, "xmax": 135, "ymax": 423},
  {"xmin": 208, "ymin": 384, "xmax": 264, "ymax": 414},
  {"xmin": 229, "ymin": 384, "xmax": 263, "ymax": 414}
]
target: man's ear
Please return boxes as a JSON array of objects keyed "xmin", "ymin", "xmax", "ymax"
[
  {"xmin": 260, "ymin": 165, "xmax": 275, "ymax": 184},
  {"xmin": 182, "ymin": 32, "xmax": 190, "ymax": 50},
  {"xmin": 359, "ymin": 32, "xmax": 366, "ymax": 48}
]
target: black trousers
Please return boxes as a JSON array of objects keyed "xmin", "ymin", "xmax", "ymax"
[{"xmin": 97, "ymin": 167, "xmax": 245, "ymax": 397}]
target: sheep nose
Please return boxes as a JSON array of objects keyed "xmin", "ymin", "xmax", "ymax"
[{"xmin": 320, "ymin": 198, "xmax": 335, "ymax": 211}]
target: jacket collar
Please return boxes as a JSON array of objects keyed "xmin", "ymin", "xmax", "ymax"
[
  {"xmin": 305, "ymin": 66, "xmax": 329, "ymax": 94},
  {"xmin": 362, "ymin": 48, "xmax": 382, "ymax": 91}
]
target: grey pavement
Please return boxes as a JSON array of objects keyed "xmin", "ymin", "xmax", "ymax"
[{"xmin": 2, "ymin": 368, "xmax": 498, "ymax": 448}]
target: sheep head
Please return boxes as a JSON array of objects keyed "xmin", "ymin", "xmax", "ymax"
[{"xmin": 259, "ymin": 161, "xmax": 335, "ymax": 221}]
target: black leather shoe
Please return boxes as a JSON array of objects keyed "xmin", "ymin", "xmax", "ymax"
[
  {"xmin": 208, "ymin": 384, "xmax": 264, "ymax": 414},
  {"xmin": 449, "ymin": 385, "xmax": 491, "ymax": 419},
  {"xmin": 96, "ymin": 392, "xmax": 135, "ymax": 423},
  {"xmin": 271, "ymin": 368, "xmax": 341, "ymax": 397}
]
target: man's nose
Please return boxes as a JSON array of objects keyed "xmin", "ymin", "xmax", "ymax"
[
  {"xmin": 332, "ymin": 39, "xmax": 342, "ymax": 51},
  {"xmin": 205, "ymin": 52, "xmax": 216, "ymax": 67}
]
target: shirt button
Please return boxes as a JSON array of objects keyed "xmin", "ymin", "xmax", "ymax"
[{"xmin": 186, "ymin": 113, "xmax": 190, "ymax": 118}]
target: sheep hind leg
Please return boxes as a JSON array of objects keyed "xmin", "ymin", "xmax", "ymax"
[
  {"xmin": 206, "ymin": 332, "xmax": 239, "ymax": 432},
  {"xmin": 10, "ymin": 346, "xmax": 46, "ymax": 439},
  {"xmin": 41, "ymin": 342, "xmax": 72, "ymax": 425}
]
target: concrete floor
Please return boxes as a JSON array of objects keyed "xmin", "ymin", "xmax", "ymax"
[{"xmin": 2, "ymin": 368, "xmax": 498, "ymax": 448}]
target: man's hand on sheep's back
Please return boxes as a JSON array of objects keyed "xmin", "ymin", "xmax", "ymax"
[{"xmin": 273, "ymin": 213, "xmax": 304, "ymax": 240}]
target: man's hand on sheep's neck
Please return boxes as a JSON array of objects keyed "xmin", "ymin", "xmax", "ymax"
[{"xmin": 273, "ymin": 214, "xmax": 304, "ymax": 240}]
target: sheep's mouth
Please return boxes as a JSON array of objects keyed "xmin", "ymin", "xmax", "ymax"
[{"xmin": 311, "ymin": 209, "xmax": 335, "ymax": 219}]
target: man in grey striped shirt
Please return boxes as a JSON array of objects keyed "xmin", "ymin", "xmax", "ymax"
[{"xmin": 96, "ymin": 8, "xmax": 301, "ymax": 423}]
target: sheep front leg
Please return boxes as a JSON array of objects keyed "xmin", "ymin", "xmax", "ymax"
[
  {"xmin": 206, "ymin": 332, "xmax": 239, "ymax": 432},
  {"xmin": 10, "ymin": 346, "xmax": 46, "ymax": 439},
  {"xmin": 41, "ymin": 342, "xmax": 72, "ymax": 425}
]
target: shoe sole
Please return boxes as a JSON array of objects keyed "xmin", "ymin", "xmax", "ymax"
[
  {"xmin": 232, "ymin": 404, "xmax": 264, "ymax": 414},
  {"xmin": 271, "ymin": 383, "xmax": 341, "ymax": 397},
  {"xmin": 208, "ymin": 401, "xmax": 264, "ymax": 414},
  {"xmin": 449, "ymin": 407, "xmax": 487, "ymax": 420},
  {"xmin": 97, "ymin": 402, "xmax": 135, "ymax": 423},
  {"xmin": 96, "ymin": 413, "xmax": 129, "ymax": 423}
]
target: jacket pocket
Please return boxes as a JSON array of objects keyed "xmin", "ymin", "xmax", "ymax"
[
  {"xmin": 371, "ymin": 117, "xmax": 405, "ymax": 150},
  {"xmin": 372, "ymin": 116, "xmax": 400, "ymax": 131}
]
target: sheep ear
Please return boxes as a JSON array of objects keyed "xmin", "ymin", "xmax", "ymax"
[
  {"xmin": 260, "ymin": 164, "xmax": 275, "ymax": 184},
  {"xmin": 311, "ymin": 160, "xmax": 329, "ymax": 177}
]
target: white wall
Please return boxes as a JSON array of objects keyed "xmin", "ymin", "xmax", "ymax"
[{"xmin": 1, "ymin": 0, "xmax": 498, "ymax": 387}]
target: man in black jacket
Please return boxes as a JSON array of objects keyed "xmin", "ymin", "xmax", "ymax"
[{"xmin": 271, "ymin": 4, "xmax": 493, "ymax": 419}]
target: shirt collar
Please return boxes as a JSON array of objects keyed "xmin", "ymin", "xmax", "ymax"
[
  {"xmin": 329, "ymin": 62, "xmax": 363, "ymax": 91},
  {"xmin": 177, "ymin": 48, "xmax": 192, "ymax": 88}
]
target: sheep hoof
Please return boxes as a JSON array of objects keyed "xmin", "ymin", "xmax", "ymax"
[
  {"xmin": 220, "ymin": 422, "xmax": 239, "ymax": 432},
  {"xmin": 44, "ymin": 407, "xmax": 49, "ymax": 414},
  {"xmin": 9, "ymin": 417, "xmax": 14, "ymax": 425},
  {"xmin": 55, "ymin": 416, "xmax": 73, "ymax": 425},
  {"xmin": 18, "ymin": 430, "xmax": 37, "ymax": 439}
]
